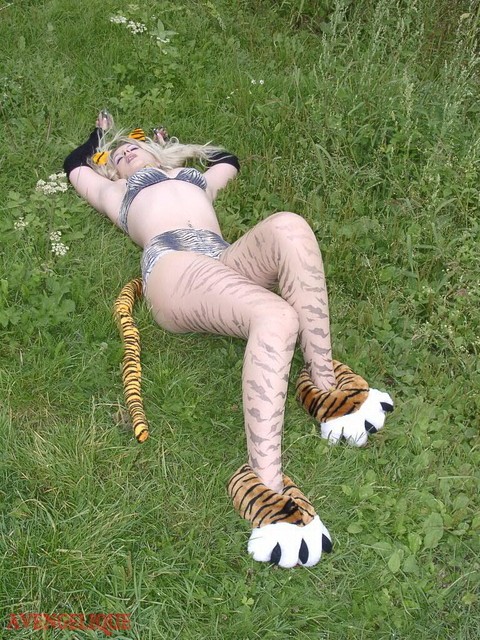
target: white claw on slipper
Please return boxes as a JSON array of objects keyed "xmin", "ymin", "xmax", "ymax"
[
  {"xmin": 247, "ymin": 515, "xmax": 332, "ymax": 568},
  {"xmin": 320, "ymin": 388, "xmax": 394, "ymax": 446}
]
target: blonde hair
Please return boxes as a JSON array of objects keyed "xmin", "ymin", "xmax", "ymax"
[{"xmin": 88, "ymin": 127, "xmax": 224, "ymax": 180}]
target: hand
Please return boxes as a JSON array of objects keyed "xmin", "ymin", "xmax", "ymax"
[
  {"xmin": 96, "ymin": 109, "xmax": 114, "ymax": 131},
  {"xmin": 320, "ymin": 388, "xmax": 394, "ymax": 446},
  {"xmin": 153, "ymin": 126, "xmax": 169, "ymax": 144},
  {"xmin": 247, "ymin": 515, "xmax": 333, "ymax": 568}
]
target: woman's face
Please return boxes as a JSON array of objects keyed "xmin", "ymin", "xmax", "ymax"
[{"xmin": 112, "ymin": 143, "xmax": 156, "ymax": 178}]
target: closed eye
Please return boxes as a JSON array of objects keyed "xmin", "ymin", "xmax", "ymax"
[{"xmin": 113, "ymin": 145, "xmax": 139, "ymax": 165}]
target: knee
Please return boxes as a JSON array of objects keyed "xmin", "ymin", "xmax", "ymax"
[
  {"xmin": 267, "ymin": 211, "xmax": 313, "ymax": 236},
  {"xmin": 254, "ymin": 301, "xmax": 299, "ymax": 338}
]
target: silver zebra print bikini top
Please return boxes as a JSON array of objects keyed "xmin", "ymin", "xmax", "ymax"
[{"xmin": 118, "ymin": 166, "xmax": 208, "ymax": 233}]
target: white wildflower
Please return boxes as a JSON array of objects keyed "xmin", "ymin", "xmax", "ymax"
[
  {"xmin": 14, "ymin": 217, "xmax": 28, "ymax": 230},
  {"xmin": 51, "ymin": 241, "xmax": 69, "ymax": 257},
  {"xmin": 36, "ymin": 172, "xmax": 68, "ymax": 195},
  {"xmin": 110, "ymin": 15, "xmax": 128, "ymax": 24},
  {"xmin": 259, "ymin": 79, "xmax": 264, "ymax": 85},
  {"xmin": 127, "ymin": 20, "xmax": 147, "ymax": 34},
  {"xmin": 251, "ymin": 79, "xmax": 257, "ymax": 85},
  {"xmin": 50, "ymin": 230, "xmax": 62, "ymax": 242}
]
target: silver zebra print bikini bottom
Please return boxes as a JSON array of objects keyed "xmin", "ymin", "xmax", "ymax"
[{"xmin": 141, "ymin": 228, "xmax": 230, "ymax": 287}]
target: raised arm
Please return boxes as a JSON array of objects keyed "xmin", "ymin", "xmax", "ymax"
[
  {"xmin": 151, "ymin": 125, "xmax": 240, "ymax": 199},
  {"xmin": 204, "ymin": 151, "xmax": 240, "ymax": 201},
  {"xmin": 63, "ymin": 128, "xmax": 121, "ymax": 220}
]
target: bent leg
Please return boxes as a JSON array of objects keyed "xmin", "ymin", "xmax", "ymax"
[
  {"xmin": 220, "ymin": 212, "xmax": 335, "ymax": 390},
  {"xmin": 145, "ymin": 251, "xmax": 299, "ymax": 493}
]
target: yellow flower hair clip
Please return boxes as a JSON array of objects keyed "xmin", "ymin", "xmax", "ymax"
[{"xmin": 91, "ymin": 128, "xmax": 147, "ymax": 165}]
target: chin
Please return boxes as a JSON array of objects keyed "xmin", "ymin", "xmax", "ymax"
[{"xmin": 127, "ymin": 164, "xmax": 146, "ymax": 176}]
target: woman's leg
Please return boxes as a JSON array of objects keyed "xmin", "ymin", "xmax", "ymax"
[
  {"xmin": 145, "ymin": 251, "xmax": 300, "ymax": 493},
  {"xmin": 220, "ymin": 212, "xmax": 335, "ymax": 391}
]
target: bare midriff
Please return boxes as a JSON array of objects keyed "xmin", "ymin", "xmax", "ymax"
[{"xmin": 111, "ymin": 179, "xmax": 223, "ymax": 248}]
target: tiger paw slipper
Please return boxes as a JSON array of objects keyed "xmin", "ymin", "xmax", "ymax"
[
  {"xmin": 296, "ymin": 360, "xmax": 394, "ymax": 446},
  {"xmin": 227, "ymin": 464, "xmax": 332, "ymax": 568}
]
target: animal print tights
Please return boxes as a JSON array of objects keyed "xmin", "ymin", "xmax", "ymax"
[{"xmin": 145, "ymin": 212, "xmax": 334, "ymax": 493}]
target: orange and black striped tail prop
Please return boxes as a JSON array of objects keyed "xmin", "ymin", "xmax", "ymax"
[{"xmin": 113, "ymin": 278, "xmax": 149, "ymax": 442}]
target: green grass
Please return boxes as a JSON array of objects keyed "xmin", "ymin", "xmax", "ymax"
[{"xmin": 1, "ymin": 0, "xmax": 479, "ymax": 638}]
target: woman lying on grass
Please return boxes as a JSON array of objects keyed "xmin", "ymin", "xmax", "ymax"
[{"xmin": 64, "ymin": 110, "xmax": 393, "ymax": 569}]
